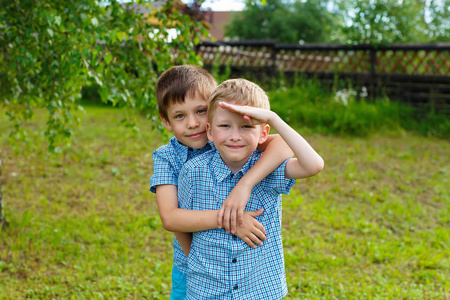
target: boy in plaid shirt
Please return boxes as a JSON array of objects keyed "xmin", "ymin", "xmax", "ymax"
[
  {"xmin": 149, "ymin": 66, "xmax": 294, "ymax": 299},
  {"xmin": 178, "ymin": 78, "xmax": 324, "ymax": 299}
]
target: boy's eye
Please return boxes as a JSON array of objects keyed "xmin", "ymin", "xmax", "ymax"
[
  {"xmin": 242, "ymin": 125, "xmax": 254, "ymax": 129},
  {"xmin": 174, "ymin": 114, "xmax": 184, "ymax": 119},
  {"xmin": 197, "ymin": 109, "xmax": 207, "ymax": 114},
  {"xmin": 218, "ymin": 124, "xmax": 230, "ymax": 128}
]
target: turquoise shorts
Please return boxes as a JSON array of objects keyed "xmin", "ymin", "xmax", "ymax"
[{"xmin": 170, "ymin": 266, "xmax": 187, "ymax": 300}]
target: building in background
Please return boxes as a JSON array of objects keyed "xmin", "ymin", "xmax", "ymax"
[
  {"xmin": 122, "ymin": 1, "xmax": 239, "ymax": 41},
  {"xmin": 207, "ymin": 11, "xmax": 239, "ymax": 41}
]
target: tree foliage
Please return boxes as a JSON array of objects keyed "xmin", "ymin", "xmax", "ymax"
[
  {"xmin": 425, "ymin": 0, "xmax": 450, "ymax": 42},
  {"xmin": 334, "ymin": 0, "xmax": 450, "ymax": 44},
  {"xmin": 224, "ymin": 0, "xmax": 340, "ymax": 44},
  {"xmin": 0, "ymin": 0, "xmax": 208, "ymax": 150},
  {"xmin": 225, "ymin": 0, "xmax": 450, "ymax": 45}
]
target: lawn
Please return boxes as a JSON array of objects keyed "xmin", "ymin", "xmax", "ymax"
[{"xmin": 0, "ymin": 106, "xmax": 449, "ymax": 299}]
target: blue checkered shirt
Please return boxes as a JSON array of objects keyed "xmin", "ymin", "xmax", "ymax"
[
  {"xmin": 150, "ymin": 136, "xmax": 213, "ymax": 274},
  {"xmin": 178, "ymin": 148, "xmax": 295, "ymax": 300}
]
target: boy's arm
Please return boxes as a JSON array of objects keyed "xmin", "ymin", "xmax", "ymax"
[
  {"xmin": 156, "ymin": 184, "xmax": 217, "ymax": 232},
  {"xmin": 219, "ymin": 102, "xmax": 324, "ymax": 180},
  {"xmin": 156, "ymin": 184, "xmax": 266, "ymax": 249},
  {"xmin": 157, "ymin": 184, "xmax": 214, "ymax": 257},
  {"xmin": 218, "ymin": 134, "xmax": 294, "ymax": 233}
]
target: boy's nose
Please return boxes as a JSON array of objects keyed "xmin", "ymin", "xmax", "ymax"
[
  {"xmin": 187, "ymin": 116, "xmax": 199, "ymax": 129},
  {"xmin": 229, "ymin": 129, "xmax": 241, "ymax": 141}
]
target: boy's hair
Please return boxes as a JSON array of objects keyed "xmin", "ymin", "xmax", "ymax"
[
  {"xmin": 207, "ymin": 78, "xmax": 270, "ymax": 122},
  {"xmin": 156, "ymin": 65, "xmax": 217, "ymax": 120}
]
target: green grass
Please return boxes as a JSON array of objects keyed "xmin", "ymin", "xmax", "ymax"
[{"xmin": 1, "ymin": 107, "xmax": 449, "ymax": 299}]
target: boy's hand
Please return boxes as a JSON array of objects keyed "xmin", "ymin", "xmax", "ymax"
[
  {"xmin": 234, "ymin": 209, "xmax": 266, "ymax": 248},
  {"xmin": 219, "ymin": 101, "xmax": 274, "ymax": 125},
  {"xmin": 218, "ymin": 183, "xmax": 252, "ymax": 234}
]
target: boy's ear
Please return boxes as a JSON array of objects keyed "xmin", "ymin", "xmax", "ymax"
[
  {"xmin": 258, "ymin": 124, "xmax": 270, "ymax": 144},
  {"xmin": 206, "ymin": 122, "xmax": 214, "ymax": 142},
  {"xmin": 160, "ymin": 114, "xmax": 173, "ymax": 131}
]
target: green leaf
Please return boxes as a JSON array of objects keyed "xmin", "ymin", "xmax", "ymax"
[
  {"xmin": 111, "ymin": 29, "xmax": 117, "ymax": 44},
  {"xmin": 117, "ymin": 31, "xmax": 127, "ymax": 42},
  {"xmin": 94, "ymin": 76, "xmax": 103, "ymax": 86},
  {"xmin": 91, "ymin": 17, "xmax": 98, "ymax": 27},
  {"xmin": 104, "ymin": 53, "xmax": 112, "ymax": 65},
  {"xmin": 55, "ymin": 16, "xmax": 61, "ymax": 27}
]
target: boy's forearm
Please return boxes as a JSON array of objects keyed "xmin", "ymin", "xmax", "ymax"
[
  {"xmin": 156, "ymin": 185, "xmax": 219, "ymax": 232},
  {"xmin": 163, "ymin": 209, "xmax": 219, "ymax": 232},
  {"xmin": 240, "ymin": 135, "xmax": 293, "ymax": 188},
  {"xmin": 268, "ymin": 111, "xmax": 324, "ymax": 177}
]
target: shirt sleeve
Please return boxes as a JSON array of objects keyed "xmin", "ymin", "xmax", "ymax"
[
  {"xmin": 260, "ymin": 158, "xmax": 295, "ymax": 195},
  {"xmin": 149, "ymin": 148, "xmax": 178, "ymax": 193}
]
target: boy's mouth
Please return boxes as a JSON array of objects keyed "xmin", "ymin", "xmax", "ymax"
[
  {"xmin": 187, "ymin": 131, "xmax": 205, "ymax": 139},
  {"xmin": 225, "ymin": 145, "xmax": 244, "ymax": 150}
]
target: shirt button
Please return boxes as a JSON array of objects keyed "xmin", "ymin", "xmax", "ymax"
[
  {"xmin": 232, "ymin": 235, "xmax": 237, "ymax": 240},
  {"xmin": 232, "ymin": 258, "xmax": 237, "ymax": 263},
  {"xmin": 233, "ymin": 284, "xmax": 238, "ymax": 290}
]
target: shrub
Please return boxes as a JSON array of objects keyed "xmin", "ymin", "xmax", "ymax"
[{"xmin": 269, "ymin": 82, "xmax": 449, "ymax": 138}]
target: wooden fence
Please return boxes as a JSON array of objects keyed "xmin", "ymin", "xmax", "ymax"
[{"xmin": 196, "ymin": 41, "xmax": 450, "ymax": 114}]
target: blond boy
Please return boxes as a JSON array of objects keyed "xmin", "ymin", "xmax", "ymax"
[{"xmin": 178, "ymin": 79, "xmax": 324, "ymax": 299}]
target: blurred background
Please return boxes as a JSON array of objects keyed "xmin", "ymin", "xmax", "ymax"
[{"xmin": 1, "ymin": 0, "xmax": 449, "ymax": 298}]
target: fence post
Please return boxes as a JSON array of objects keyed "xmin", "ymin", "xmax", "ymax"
[
  {"xmin": 369, "ymin": 47, "xmax": 377, "ymax": 101},
  {"xmin": 271, "ymin": 42, "xmax": 277, "ymax": 77}
]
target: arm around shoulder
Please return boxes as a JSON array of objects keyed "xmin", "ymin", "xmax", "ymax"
[{"xmin": 266, "ymin": 111, "xmax": 324, "ymax": 179}]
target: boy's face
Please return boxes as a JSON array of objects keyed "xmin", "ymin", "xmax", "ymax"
[
  {"xmin": 161, "ymin": 94, "xmax": 209, "ymax": 149},
  {"xmin": 207, "ymin": 106, "xmax": 269, "ymax": 173}
]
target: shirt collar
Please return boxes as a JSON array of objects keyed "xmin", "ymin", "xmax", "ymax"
[
  {"xmin": 170, "ymin": 137, "xmax": 212, "ymax": 164},
  {"xmin": 211, "ymin": 149, "xmax": 259, "ymax": 182}
]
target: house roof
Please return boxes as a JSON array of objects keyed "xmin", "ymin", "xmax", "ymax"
[{"xmin": 207, "ymin": 11, "xmax": 240, "ymax": 41}]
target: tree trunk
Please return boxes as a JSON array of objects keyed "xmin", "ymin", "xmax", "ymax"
[{"xmin": 0, "ymin": 149, "xmax": 8, "ymax": 229}]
